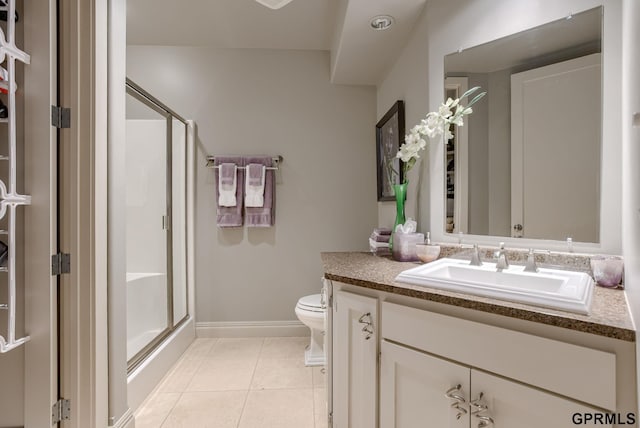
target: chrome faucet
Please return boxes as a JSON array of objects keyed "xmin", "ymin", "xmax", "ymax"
[
  {"xmin": 469, "ymin": 244, "xmax": 483, "ymax": 266},
  {"xmin": 460, "ymin": 243, "xmax": 483, "ymax": 266},
  {"xmin": 524, "ymin": 249, "xmax": 538, "ymax": 273},
  {"xmin": 494, "ymin": 242, "xmax": 509, "ymax": 271},
  {"xmin": 524, "ymin": 249, "xmax": 551, "ymax": 273}
]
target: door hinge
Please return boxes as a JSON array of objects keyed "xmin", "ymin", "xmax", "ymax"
[
  {"xmin": 328, "ymin": 411, "xmax": 333, "ymax": 426},
  {"xmin": 52, "ymin": 398, "xmax": 71, "ymax": 424},
  {"xmin": 51, "ymin": 105, "xmax": 71, "ymax": 128},
  {"xmin": 51, "ymin": 253, "xmax": 71, "ymax": 276}
]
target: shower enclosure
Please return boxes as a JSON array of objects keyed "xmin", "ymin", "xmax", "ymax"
[{"xmin": 125, "ymin": 79, "xmax": 189, "ymax": 371}]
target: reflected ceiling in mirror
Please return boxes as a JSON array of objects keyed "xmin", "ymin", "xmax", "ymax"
[{"xmin": 443, "ymin": 7, "xmax": 602, "ymax": 243}]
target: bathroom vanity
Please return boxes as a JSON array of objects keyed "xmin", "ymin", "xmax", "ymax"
[{"xmin": 322, "ymin": 252, "xmax": 637, "ymax": 428}]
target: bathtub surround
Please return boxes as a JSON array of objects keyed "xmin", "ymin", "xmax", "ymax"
[{"xmin": 127, "ymin": 47, "xmax": 377, "ymax": 328}]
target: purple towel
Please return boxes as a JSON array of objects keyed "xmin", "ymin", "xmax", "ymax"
[
  {"xmin": 370, "ymin": 232, "xmax": 391, "ymax": 243},
  {"xmin": 244, "ymin": 156, "xmax": 275, "ymax": 227},
  {"xmin": 214, "ymin": 156, "xmax": 244, "ymax": 227}
]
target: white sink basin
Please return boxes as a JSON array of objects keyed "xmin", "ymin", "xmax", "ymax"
[{"xmin": 395, "ymin": 258, "xmax": 594, "ymax": 315}]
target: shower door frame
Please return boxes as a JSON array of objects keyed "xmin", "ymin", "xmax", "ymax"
[{"xmin": 124, "ymin": 78, "xmax": 189, "ymax": 373}]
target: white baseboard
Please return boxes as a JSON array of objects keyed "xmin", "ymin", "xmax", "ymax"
[
  {"xmin": 110, "ymin": 408, "xmax": 135, "ymax": 428},
  {"xmin": 196, "ymin": 320, "xmax": 310, "ymax": 338}
]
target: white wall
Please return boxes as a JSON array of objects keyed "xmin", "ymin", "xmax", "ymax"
[
  {"xmin": 127, "ymin": 47, "xmax": 377, "ymax": 323},
  {"xmin": 376, "ymin": 5, "xmax": 431, "ymax": 229},
  {"xmin": 378, "ymin": 0, "xmax": 622, "ymax": 253},
  {"xmin": 621, "ymin": 0, "xmax": 640, "ymax": 409}
]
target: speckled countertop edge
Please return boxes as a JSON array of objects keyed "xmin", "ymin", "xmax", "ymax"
[{"xmin": 321, "ymin": 252, "xmax": 635, "ymax": 342}]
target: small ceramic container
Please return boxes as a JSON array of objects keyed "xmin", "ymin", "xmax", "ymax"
[
  {"xmin": 415, "ymin": 243, "xmax": 441, "ymax": 263},
  {"xmin": 590, "ymin": 255, "xmax": 624, "ymax": 288}
]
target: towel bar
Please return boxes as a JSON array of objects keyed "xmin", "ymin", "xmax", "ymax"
[{"xmin": 206, "ymin": 155, "xmax": 282, "ymax": 170}]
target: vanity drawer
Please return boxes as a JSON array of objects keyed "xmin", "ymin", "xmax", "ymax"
[{"xmin": 381, "ymin": 301, "xmax": 616, "ymax": 410}]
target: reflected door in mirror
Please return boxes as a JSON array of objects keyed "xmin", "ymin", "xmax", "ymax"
[{"xmin": 511, "ymin": 53, "xmax": 601, "ymax": 242}]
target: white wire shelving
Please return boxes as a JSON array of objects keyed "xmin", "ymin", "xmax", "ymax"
[{"xmin": 0, "ymin": 0, "xmax": 31, "ymax": 353}]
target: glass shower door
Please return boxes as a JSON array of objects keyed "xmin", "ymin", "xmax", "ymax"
[
  {"xmin": 124, "ymin": 79, "xmax": 190, "ymax": 370},
  {"xmin": 125, "ymin": 91, "xmax": 171, "ymax": 362}
]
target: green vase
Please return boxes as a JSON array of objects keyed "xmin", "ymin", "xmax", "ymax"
[{"xmin": 389, "ymin": 182, "xmax": 407, "ymax": 251}]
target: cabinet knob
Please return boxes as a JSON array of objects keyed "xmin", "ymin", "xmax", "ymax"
[
  {"xmin": 445, "ymin": 384, "xmax": 468, "ymax": 420},
  {"xmin": 471, "ymin": 393, "xmax": 494, "ymax": 427},
  {"xmin": 358, "ymin": 312, "xmax": 374, "ymax": 340}
]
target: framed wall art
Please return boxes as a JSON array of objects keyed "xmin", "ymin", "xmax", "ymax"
[{"xmin": 376, "ymin": 100, "xmax": 405, "ymax": 201}]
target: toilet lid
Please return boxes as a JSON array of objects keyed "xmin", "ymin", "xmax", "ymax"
[{"xmin": 297, "ymin": 294, "xmax": 323, "ymax": 311}]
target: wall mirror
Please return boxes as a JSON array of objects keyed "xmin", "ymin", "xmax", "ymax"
[{"xmin": 443, "ymin": 6, "xmax": 603, "ymax": 243}]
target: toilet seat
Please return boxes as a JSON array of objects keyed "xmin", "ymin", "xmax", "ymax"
[{"xmin": 296, "ymin": 294, "xmax": 324, "ymax": 313}]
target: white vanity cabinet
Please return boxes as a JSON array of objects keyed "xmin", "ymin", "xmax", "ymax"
[
  {"xmin": 380, "ymin": 339, "xmax": 611, "ymax": 428},
  {"xmin": 381, "ymin": 301, "xmax": 616, "ymax": 428},
  {"xmin": 380, "ymin": 340, "xmax": 471, "ymax": 428},
  {"xmin": 332, "ymin": 290, "xmax": 378, "ymax": 428},
  {"xmin": 327, "ymin": 280, "xmax": 633, "ymax": 428}
]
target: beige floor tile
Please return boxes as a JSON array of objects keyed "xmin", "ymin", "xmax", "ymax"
[
  {"xmin": 312, "ymin": 366, "xmax": 326, "ymax": 388},
  {"xmin": 157, "ymin": 355, "xmax": 207, "ymax": 393},
  {"xmin": 251, "ymin": 358, "xmax": 313, "ymax": 390},
  {"xmin": 260, "ymin": 337, "xmax": 308, "ymax": 359},
  {"xmin": 187, "ymin": 358, "xmax": 257, "ymax": 391},
  {"xmin": 183, "ymin": 338, "xmax": 217, "ymax": 359},
  {"xmin": 161, "ymin": 391, "xmax": 247, "ymax": 428},
  {"xmin": 314, "ymin": 388, "xmax": 328, "ymax": 428},
  {"xmin": 158, "ymin": 347, "xmax": 211, "ymax": 392},
  {"xmin": 134, "ymin": 392, "xmax": 180, "ymax": 428},
  {"xmin": 208, "ymin": 337, "xmax": 264, "ymax": 360},
  {"xmin": 238, "ymin": 389, "xmax": 315, "ymax": 428},
  {"xmin": 156, "ymin": 339, "xmax": 217, "ymax": 393}
]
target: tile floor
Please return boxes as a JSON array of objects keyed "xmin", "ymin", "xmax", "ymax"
[{"xmin": 134, "ymin": 337, "xmax": 328, "ymax": 428}]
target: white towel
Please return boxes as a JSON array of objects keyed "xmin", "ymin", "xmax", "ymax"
[
  {"xmin": 218, "ymin": 163, "xmax": 237, "ymax": 207},
  {"xmin": 245, "ymin": 163, "xmax": 266, "ymax": 207}
]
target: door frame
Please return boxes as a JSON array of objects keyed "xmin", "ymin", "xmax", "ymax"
[{"xmin": 56, "ymin": 0, "xmax": 110, "ymax": 427}]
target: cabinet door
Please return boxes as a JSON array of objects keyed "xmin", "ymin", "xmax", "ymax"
[
  {"xmin": 332, "ymin": 290, "xmax": 378, "ymax": 428},
  {"xmin": 470, "ymin": 369, "xmax": 614, "ymax": 428},
  {"xmin": 380, "ymin": 340, "xmax": 471, "ymax": 428}
]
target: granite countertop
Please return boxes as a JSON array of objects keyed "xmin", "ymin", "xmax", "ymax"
[{"xmin": 321, "ymin": 252, "xmax": 635, "ymax": 342}]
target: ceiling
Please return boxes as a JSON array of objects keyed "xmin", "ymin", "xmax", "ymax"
[{"xmin": 126, "ymin": 0, "xmax": 427, "ymax": 85}]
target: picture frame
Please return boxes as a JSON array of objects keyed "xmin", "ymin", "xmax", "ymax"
[{"xmin": 376, "ymin": 100, "xmax": 405, "ymax": 201}]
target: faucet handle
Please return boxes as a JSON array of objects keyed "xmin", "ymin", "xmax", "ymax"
[
  {"xmin": 460, "ymin": 244, "xmax": 483, "ymax": 266},
  {"xmin": 524, "ymin": 249, "xmax": 538, "ymax": 273},
  {"xmin": 469, "ymin": 244, "xmax": 483, "ymax": 266},
  {"xmin": 495, "ymin": 242, "xmax": 509, "ymax": 270}
]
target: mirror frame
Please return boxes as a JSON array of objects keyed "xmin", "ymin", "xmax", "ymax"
[{"xmin": 427, "ymin": 1, "xmax": 622, "ymax": 254}]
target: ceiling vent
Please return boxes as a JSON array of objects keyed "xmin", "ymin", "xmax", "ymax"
[{"xmin": 254, "ymin": 0, "xmax": 295, "ymax": 9}]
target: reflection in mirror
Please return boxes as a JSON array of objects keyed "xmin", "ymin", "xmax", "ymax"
[{"xmin": 444, "ymin": 7, "xmax": 602, "ymax": 243}]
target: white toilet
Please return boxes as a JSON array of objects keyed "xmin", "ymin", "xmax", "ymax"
[{"xmin": 295, "ymin": 293, "xmax": 326, "ymax": 366}]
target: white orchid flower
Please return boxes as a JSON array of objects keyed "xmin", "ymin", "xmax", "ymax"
[{"xmin": 387, "ymin": 87, "xmax": 486, "ymax": 184}]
